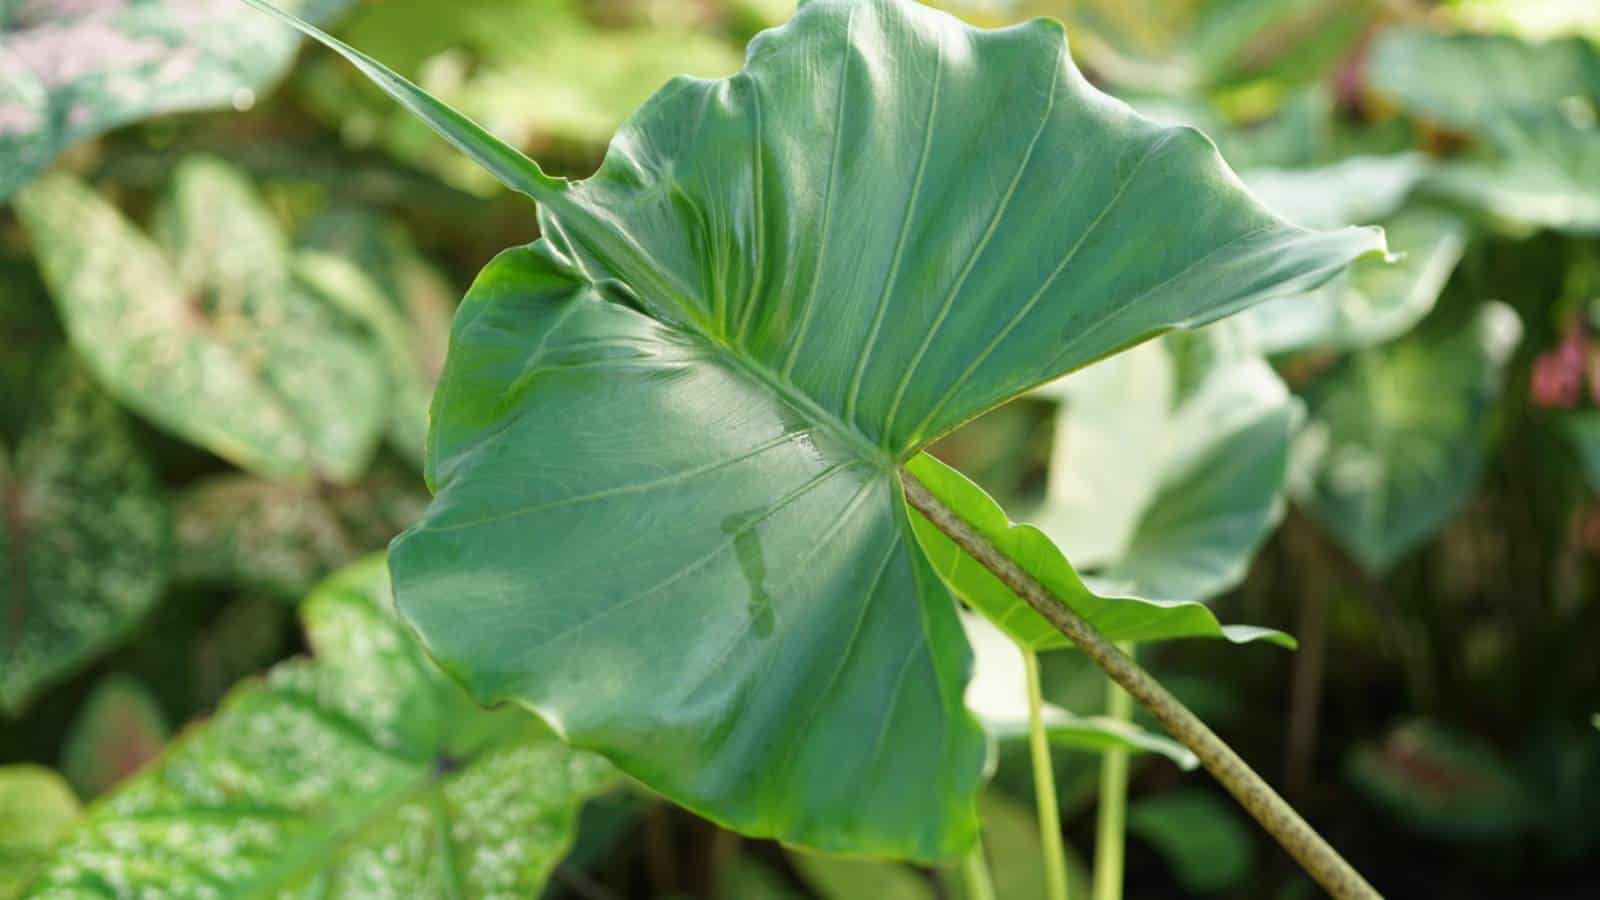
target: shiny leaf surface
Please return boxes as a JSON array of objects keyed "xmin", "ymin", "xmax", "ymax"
[
  {"xmin": 14, "ymin": 161, "xmax": 387, "ymax": 482},
  {"xmin": 258, "ymin": 0, "xmax": 1380, "ymax": 858},
  {"xmin": 27, "ymin": 558, "xmax": 617, "ymax": 898},
  {"xmin": 0, "ymin": 361, "xmax": 170, "ymax": 715}
]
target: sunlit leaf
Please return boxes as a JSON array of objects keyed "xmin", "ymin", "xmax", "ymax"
[
  {"xmin": 255, "ymin": 0, "xmax": 1380, "ymax": 858},
  {"xmin": 0, "ymin": 0, "xmax": 351, "ymax": 199},
  {"xmin": 59, "ymin": 674, "xmax": 167, "ymax": 799},
  {"xmin": 962, "ymin": 613, "xmax": 1196, "ymax": 768},
  {"xmin": 0, "ymin": 359, "xmax": 170, "ymax": 715},
  {"xmin": 28, "ymin": 558, "xmax": 617, "ymax": 897},
  {"xmin": 1346, "ymin": 719, "xmax": 1533, "ymax": 840},
  {"xmin": 0, "ymin": 765, "xmax": 78, "ymax": 900},
  {"xmin": 14, "ymin": 160, "xmax": 387, "ymax": 482},
  {"xmin": 1126, "ymin": 789, "xmax": 1253, "ymax": 894},
  {"xmin": 1291, "ymin": 303, "xmax": 1523, "ymax": 572},
  {"xmin": 1422, "ymin": 113, "xmax": 1600, "ymax": 236}
]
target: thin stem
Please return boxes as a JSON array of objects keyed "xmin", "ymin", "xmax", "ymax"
[
  {"xmin": 1091, "ymin": 642, "xmax": 1135, "ymax": 900},
  {"xmin": 1024, "ymin": 647, "xmax": 1071, "ymax": 900},
  {"xmin": 962, "ymin": 840, "xmax": 998, "ymax": 900},
  {"xmin": 900, "ymin": 470, "xmax": 1383, "ymax": 900}
]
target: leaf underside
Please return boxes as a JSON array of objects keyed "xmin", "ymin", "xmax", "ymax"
[{"xmin": 254, "ymin": 0, "xmax": 1383, "ymax": 859}]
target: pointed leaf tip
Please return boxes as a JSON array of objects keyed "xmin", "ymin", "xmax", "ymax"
[{"xmin": 237, "ymin": 0, "xmax": 567, "ymax": 204}]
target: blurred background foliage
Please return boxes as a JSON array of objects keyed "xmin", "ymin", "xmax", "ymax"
[{"xmin": 1, "ymin": 0, "xmax": 1599, "ymax": 897}]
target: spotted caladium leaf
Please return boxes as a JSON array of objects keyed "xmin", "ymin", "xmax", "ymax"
[
  {"xmin": 1346, "ymin": 719, "xmax": 1533, "ymax": 840},
  {"xmin": 173, "ymin": 464, "xmax": 429, "ymax": 600},
  {"xmin": 0, "ymin": 765, "xmax": 79, "ymax": 899},
  {"xmin": 0, "ymin": 0, "xmax": 353, "ymax": 199},
  {"xmin": 249, "ymin": 0, "xmax": 1382, "ymax": 858},
  {"xmin": 28, "ymin": 558, "xmax": 617, "ymax": 897},
  {"xmin": 14, "ymin": 158, "xmax": 387, "ymax": 483},
  {"xmin": 0, "ymin": 257, "xmax": 59, "ymax": 442},
  {"xmin": 60, "ymin": 674, "xmax": 168, "ymax": 798},
  {"xmin": 1, "ymin": 359, "xmax": 170, "ymax": 715},
  {"xmin": 1291, "ymin": 303, "xmax": 1523, "ymax": 573},
  {"xmin": 297, "ymin": 208, "xmax": 456, "ymax": 467}
]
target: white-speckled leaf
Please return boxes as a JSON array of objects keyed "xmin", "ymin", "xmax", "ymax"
[
  {"xmin": 0, "ymin": 0, "xmax": 352, "ymax": 199},
  {"xmin": 27, "ymin": 558, "xmax": 617, "ymax": 898},
  {"xmin": 14, "ymin": 160, "xmax": 387, "ymax": 483},
  {"xmin": 174, "ymin": 465, "xmax": 429, "ymax": 600},
  {"xmin": 1, "ymin": 360, "xmax": 170, "ymax": 715}
]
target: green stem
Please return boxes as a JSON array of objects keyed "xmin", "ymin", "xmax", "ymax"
[
  {"xmin": 900, "ymin": 471, "xmax": 1382, "ymax": 900},
  {"xmin": 962, "ymin": 840, "xmax": 998, "ymax": 900},
  {"xmin": 1091, "ymin": 642, "xmax": 1135, "ymax": 900},
  {"xmin": 1024, "ymin": 646, "xmax": 1071, "ymax": 900}
]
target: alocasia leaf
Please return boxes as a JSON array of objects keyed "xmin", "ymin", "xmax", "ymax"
[
  {"xmin": 0, "ymin": 766, "xmax": 78, "ymax": 900},
  {"xmin": 0, "ymin": 359, "xmax": 170, "ymax": 715},
  {"xmin": 1421, "ymin": 112, "xmax": 1600, "ymax": 236},
  {"xmin": 14, "ymin": 159, "xmax": 387, "ymax": 483},
  {"xmin": 59, "ymin": 674, "xmax": 168, "ymax": 799},
  {"xmin": 1291, "ymin": 303, "xmax": 1523, "ymax": 573},
  {"xmin": 251, "ymin": 0, "xmax": 1381, "ymax": 859},
  {"xmin": 962, "ymin": 613, "xmax": 1197, "ymax": 768},
  {"xmin": 172, "ymin": 464, "xmax": 428, "ymax": 600},
  {"xmin": 1234, "ymin": 155, "xmax": 1468, "ymax": 353},
  {"xmin": 27, "ymin": 558, "xmax": 617, "ymax": 897},
  {"xmin": 1030, "ymin": 328, "xmax": 1298, "ymax": 603},
  {"xmin": 295, "ymin": 212, "xmax": 455, "ymax": 468},
  {"xmin": 0, "ymin": 0, "xmax": 351, "ymax": 200}
]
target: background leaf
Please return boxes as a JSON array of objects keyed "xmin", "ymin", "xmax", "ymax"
[
  {"xmin": 0, "ymin": 765, "xmax": 78, "ymax": 900},
  {"xmin": 59, "ymin": 674, "xmax": 167, "ymax": 799}
]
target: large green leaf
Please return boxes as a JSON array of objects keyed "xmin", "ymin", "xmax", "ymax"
[
  {"xmin": 1030, "ymin": 328, "xmax": 1299, "ymax": 603},
  {"xmin": 14, "ymin": 159, "xmax": 387, "ymax": 482},
  {"xmin": 255, "ymin": 0, "xmax": 1380, "ymax": 859},
  {"xmin": 961, "ymin": 613, "xmax": 1196, "ymax": 768},
  {"xmin": 1234, "ymin": 155, "xmax": 1468, "ymax": 353},
  {"xmin": 0, "ymin": 766, "xmax": 78, "ymax": 900},
  {"xmin": 1, "ymin": 360, "xmax": 170, "ymax": 715},
  {"xmin": 0, "ymin": 0, "xmax": 349, "ymax": 200},
  {"xmin": 26, "ymin": 558, "xmax": 616, "ymax": 897},
  {"xmin": 1291, "ymin": 303, "xmax": 1522, "ymax": 572},
  {"xmin": 173, "ymin": 465, "xmax": 428, "ymax": 600}
]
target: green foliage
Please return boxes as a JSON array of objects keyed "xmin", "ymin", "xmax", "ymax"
[
  {"xmin": 26, "ymin": 558, "xmax": 618, "ymax": 897},
  {"xmin": 264, "ymin": 0, "xmax": 1381, "ymax": 858},
  {"xmin": 0, "ymin": 766, "xmax": 78, "ymax": 900},
  {"xmin": 1291, "ymin": 303, "xmax": 1523, "ymax": 572},
  {"xmin": 0, "ymin": 360, "xmax": 171, "ymax": 715},
  {"xmin": 1346, "ymin": 719, "xmax": 1533, "ymax": 840},
  {"xmin": 1126, "ymin": 789, "xmax": 1253, "ymax": 893}
]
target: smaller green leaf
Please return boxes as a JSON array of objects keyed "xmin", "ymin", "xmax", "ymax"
[
  {"xmin": 1, "ymin": 360, "xmax": 170, "ymax": 715},
  {"xmin": 962, "ymin": 613, "xmax": 1196, "ymax": 768},
  {"xmin": 1346, "ymin": 719, "xmax": 1533, "ymax": 840},
  {"xmin": 1126, "ymin": 789, "xmax": 1254, "ymax": 894},
  {"xmin": 28, "ymin": 557, "xmax": 618, "ymax": 897},
  {"xmin": 60, "ymin": 675, "xmax": 168, "ymax": 799},
  {"xmin": 1422, "ymin": 113, "xmax": 1600, "ymax": 237},
  {"xmin": 909, "ymin": 452, "xmax": 1293, "ymax": 651},
  {"xmin": 0, "ymin": 765, "xmax": 79, "ymax": 900},
  {"xmin": 1291, "ymin": 303, "xmax": 1523, "ymax": 572},
  {"xmin": 14, "ymin": 162, "xmax": 387, "ymax": 483},
  {"xmin": 173, "ymin": 466, "xmax": 428, "ymax": 600}
]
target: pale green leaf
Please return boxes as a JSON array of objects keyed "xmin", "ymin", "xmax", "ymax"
[{"xmin": 0, "ymin": 766, "xmax": 78, "ymax": 900}]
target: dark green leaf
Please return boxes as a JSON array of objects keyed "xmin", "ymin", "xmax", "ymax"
[
  {"xmin": 59, "ymin": 674, "xmax": 167, "ymax": 799},
  {"xmin": 14, "ymin": 160, "xmax": 388, "ymax": 482},
  {"xmin": 1, "ymin": 360, "xmax": 170, "ymax": 715},
  {"xmin": 268, "ymin": 0, "xmax": 1380, "ymax": 858},
  {"xmin": 1563, "ymin": 410, "xmax": 1600, "ymax": 492},
  {"xmin": 0, "ymin": 0, "xmax": 350, "ymax": 199},
  {"xmin": 1291, "ymin": 303, "xmax": 1522, "ymax": 572},
  {"xmin": 28, "ymin": 558, "xmax": 617, "ymax": 897},
  {"xmin": 0, "ymin": 766, "xmax": 78, "ymax": 900},
  {"xmin": 1127, "ymin": 789, "xmax": 1254, "ymax": 894}
]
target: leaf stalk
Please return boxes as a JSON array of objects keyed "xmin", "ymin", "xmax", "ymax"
[
  {"xmin": 900, "ymin": 470, "xmax": 1382, "ymax": 900},
  {"xmin": 1091, "ymin": 642, "xmax": 1134, "ymax": 900},
  {"xmin": 1024, "ymin": 646, "xmax": 1072, "ymax": 900}
]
